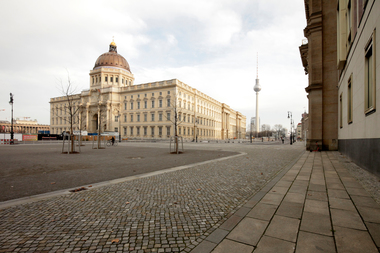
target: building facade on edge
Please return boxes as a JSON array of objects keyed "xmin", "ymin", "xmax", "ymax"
[
  {"xmin": 300, "ymin": 0, "xmax": 379, "ymax": 176},
  {"xmin": 50, "ymin": 42, "xmax": 246, "ymax": 141}
]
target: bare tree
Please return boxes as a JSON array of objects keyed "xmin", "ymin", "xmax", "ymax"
[
  {"xmin": 56, "ymin": 75, "xmax": 80, "ymax": 153},
  {"xmin": 164, "ymin": 91, "xmax": 185, "ymax": 153}
]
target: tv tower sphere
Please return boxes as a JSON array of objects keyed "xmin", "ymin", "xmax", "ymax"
[{"xmin": 254, "ymin": 78, "xmax": 261, "ymax": 92}]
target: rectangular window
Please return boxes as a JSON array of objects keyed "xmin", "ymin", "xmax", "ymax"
[
  {"xmin": 110, "ymin": 77, "xmax": 113, "ymax": 82},
  {"xmin": 167, "ymin": 126, "xmax": 170, "ymax": 136},
  {"xmin": 167, "ymin": 99, "xmax": 171, "ymax": 107},
  {"xmin": 151, "ymin": 127, "xmax": 155, "ymax": 136},
  {"xmin": 137, "ymin": 127, "xmax": 140, "ymax": 135},
  {"xmin": 144, "ymin": 114, "xmax": 147, "ymax": 122},
  {"xmin": 137, "ymin": 114, "xmax": 140, "ymax": 122},
  {"xmin": 130, "ymin": 102, "xmax": 133, "ymax": 109},
  {"xmin": 151, "ymin": 113, "xmax": 155, "ymax": 122},
  {"xmin": 116, "ymin": 77, "xmax": 118, "ymax": 83},
  {"xmin": 144, "ymin": 101, "xmax": 147, "ymax": 108},
  {"xmin": 179, "ymin": 113, "xmax": 181, "ymax": 121},
  {"xmin": 124, "ymin": 103, "xmax": 127, "ymax": 110},
  {"xmin": 348, "ymin": 76, "xmax": 353, "ymax": 124},
  {"xmin": 130, "ymin": 115, "xmax": 133, "ymax": 122},
  {"xmin": 167, "ymin": 112, "xmax": 170, "ymax": 121},
  {"xmin": 179, "ymin": 127, "xmax": 181, "ymax": 135},
  {"xmin": 159, "ymin": 100, "xmax": 163, "ymax": 107},
  {"xmin": 124, "ymin": 115, "xmax": 127, "ymax": 122},
  {"xmin": 160, "ymin": 92, "xmax": 162, "ymax": 95},
  {"xmin": 105, "ymin": 76, "xmax": 108, "ymax": 82},
  {"xmin": 124, "ymin": 127, "xmax": 127, "ymax": 135},
  {"xmin": 115, "ymin": 115, "xmax": 119, "ymax": 122},
  {"xmin": 130, "ymin": 127, "xmax": 133, "ymax": 135},
  {"xmin": 159, "ymin": 127, "xmax": 162, "ymax": 136},
  {"xmin": 365, "ymin": 32, "xmax": 376, "ymax": 114},
  {"xmin": 115, "ymin": 127, "xmax": 118, "ymax": 132},
  {"xmin": 151, "ymin": 100, "xmax": 155, "ymax": 108},
  {"xmin": 144, "ymin": 126, "xmax": 147, "ymax": 135},
  {"xmin": 159, "ymin": 113, "xmax": 163, "ymax": 121},
  {"xmin": 137, "ymin": 102, "xmax": 140, "ymax": 109},
  {"xmin": 340, "ymin": 93, "xmax": 343, "ymax": 128},
  {"xmin": 122, "ymin": 79, "xmax": 124, "ymax": 84},
  {"xmin": 168, "ymin": 91, "xmax": 170, "ymax": 94},
  {"xmin": 152, "ymin": 93, "xmax": 154, "ymax": 96}
]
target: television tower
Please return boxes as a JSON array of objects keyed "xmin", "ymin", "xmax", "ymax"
[{"xmin": 253, "ymin": 53, "xmax": 261, "ymax": 135}]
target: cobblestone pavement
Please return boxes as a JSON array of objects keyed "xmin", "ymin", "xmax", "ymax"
[{"xmin": 0, "ymin": 142, "xmax": 304, "ymax": 252}]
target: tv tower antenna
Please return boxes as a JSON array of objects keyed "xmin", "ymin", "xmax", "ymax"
[{"xmin": 253, "ymin": 53, "xmax": 261, "ymax": 137}]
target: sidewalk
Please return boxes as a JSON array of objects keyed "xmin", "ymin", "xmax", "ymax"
[{"xmin": 191, "ymin": 151, "xmax": 380, "ymax": 253}]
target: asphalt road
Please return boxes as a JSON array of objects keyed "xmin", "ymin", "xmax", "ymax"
[{"xmin": 0, "ymin": 142, "xmax": 238, "ymax": 201}]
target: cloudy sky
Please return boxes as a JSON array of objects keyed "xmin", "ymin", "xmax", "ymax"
[{"xmin": 0, "ymin": 0, "xmax": 308, "ymax": 130}]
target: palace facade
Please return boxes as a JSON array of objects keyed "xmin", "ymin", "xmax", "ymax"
[{"xmin": 50, "ymin": 42, "xmax": 246, "ymax": 140}]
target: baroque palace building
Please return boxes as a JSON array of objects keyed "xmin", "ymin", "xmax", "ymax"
[
  {"xmin": 50, "ymin": 41, "xmax": 246, "ymax": 140},
  {"xmin": 300, "ymin": 0, "xmax": 379, "ymax": 176}
]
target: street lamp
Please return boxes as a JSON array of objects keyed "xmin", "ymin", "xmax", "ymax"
[
  {"xmin": 287, "ymin": 111, "xmax": 293, "ymax": 145},
  {"xmin": 9, "ymin": 93, "xmax": 14, "ymax": 144}
]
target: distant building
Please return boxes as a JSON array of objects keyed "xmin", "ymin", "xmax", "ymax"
[
  {"xmin": 0, "ymin": 119, "xmax": 49, "ymax": 134},
  {"xmin": 50, "ymin": 42, "xmax": 246, "ymax": 140}
]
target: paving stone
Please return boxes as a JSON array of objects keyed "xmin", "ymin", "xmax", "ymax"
[
  {"xmin": 275, "ymin": 180, "xmax": 292, "ymax": 188},
  {"xmin": 356, "ymin": 206, "xmax": 380, "ymax": 223},
  {"xmin": 264, "ymin": 215, "xmax": 300, "ymax": 243},
  {"xmin": 327, "ymin": 189, "xmax": 350, "ymax": 199},
  {"xmin": 227, "ymin": 218, "xmax": 268, "ymax": 246},
  {"xmin": 329, "ymin": 197, "xmax": 356, "ymax": 212},
  {"xmin": 300, "ymin": 212, "xmax": 332, "ymax": 236},
  {"xmin": 191, "ymin": 240, "xmax": 216, "ymax": 253},
  {"xmin": 254, "ymin": 235, "xmax": 295, "ymax": 253},
  {"xmin": 334, "ymin": 226, "xmax": 378, "ymax": 253},
  {"xmin": 218, "ymin": 215, "xmax": 243, "ymax": 231},
  {"xmin": 306, "ymin": 191, "xmax": 328, "ymax": 202},
  {"xmin": 350, "ymin": 195, "xmax": 380, "ymax": 208},
  {"xmin": 259, "ymin": 193, "xmax": 284, "ymax": 206},
  {"xmin": 283, "ymin": 192, "xmax": 305, "ymax": 204},
  {"xmin": 346, "ymin": 187, "xmax": 371, "ymax": 197},
  {"xmin": 330, "ymin": 209, "xmax": 366, "ymax": 230},
  {"xmin": 276, "ymin": 201, "xmax": 304, "ymax": 219},
  {"xmin": 234, "ymin": 207, "xmax": 252, "ymax": 217},
  {"xmin": 246, "ymin": 203, "xmax": 277, "ymax": 221},
  {"xmin": 211, "ymin": 239, "xmax": 254, "ymax": 253},
  {"xmin": 304, "ymin": 199, "xmax": 329, "ymax": 215},
  {"xmin": 295, "ymin": 231, "xmax": 335, "ymax": 253},
  {"xmin": 205, "ymin": 229, "xmax": 229, "ymax": 244},
  {"xmin": 269, "ymin": 186, "xmax": 289, "ymax": 195},
  {"xmin": 366, "ymin": 222, "xmax": 380, "ymax": 248}
]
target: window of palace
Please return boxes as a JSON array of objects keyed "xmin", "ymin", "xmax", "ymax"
[
  {"xmin": 105, "ymin": 76, "xmax": 108, "ymax": 82},
  {"xmin": 137, "ymin": 114, "xmax": 140, "ymax": 122},
  {"xmin": 110, "ymin": 77, "xmax": 113, "ymax": 82},
  {"xmin": 124, "ymin": 127, "xmax": 127, "ymax": 135},
  {"xmin": 130, "ymin": 115, "xmax": 133, "ymax": 122},
  {"xmin": 168, "ymin": 91, "xmax": 170, "ymax": 94},
  {"xmin": 152, "ymin": 93, "xmax": 154, "ymax": 96},
  {"xmin": 151, "ymin": 113, "xmax": 155, "ymax": 122},
  {"xmin": 159, "ymin": 92, "xmax": 162, "ymax": 95},
  {"xmin": 158, "ymin": 126, "xmax": 162, "ymax": 136},
  {"xmin": 152, "ymin": 100, "xmax": 155, "ymax": 108},
  {"xmin": 144, "ymin": 114, "xmax": 147, "ymax": 122},
  {"xmin": 167, "ymin": 112, "xmax": 170, "ymax": 121},
  {"xmin": 159, "ymin": 100, "xmax": 163, "ymax": 107},
  {"xmin": 116, "ymin": 77, "xmax": 118, "ymax": 83},
  {"xmin": 144, "ymin": 126, "xmax": 147, "ymax": 135},
  {"xmin": 130, "ymin": 126, "xmax": 133, "ymax": 135},
  {"xmin": 124, "ymin": 103, "xmax": 127, "ymax": 110},
  {"xmin": 144, "ymin": 101, "xmax": 147, "ymax": 108},
  {"xmin": 115, "ymin": 115, "xmax": 118, "ymax": 122},
  {"xmin": 159, "ymin": 113, "xmax": 162, "ymax": 121},
  {"xmin": 130, "ymin": 102, "xmax": 133, "ymax": 109},
  {"xmin": 124, "ymin": 115, "xmax": 127, "ymax": 122},
  {"xmin": 137, "ymin": 102, "xmax": 140, "ymax": 109},
  {"xmin": 167, "ymin": 99, "xmax": 171, "ymax": 107},
  {"xmin": 137, "ymin": 127, "xmax": 140, "ymax": 135},
  {"xmin": 151, "ymin": 126, "xmax": 154, "ymax": 136}
]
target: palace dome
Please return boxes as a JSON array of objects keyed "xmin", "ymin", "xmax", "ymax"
[{"xmin": 93, "ymin": 41, "xmax": 131, "ymax": 72}]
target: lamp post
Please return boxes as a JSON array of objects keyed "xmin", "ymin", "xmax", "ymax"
[
  {"xmin": 287, "ymin": 111, "xmax": 293, "ymax": 145},
  {"xmin": 118, "ymin": 112, "xmax": 121, "ymax": 142},
  {"xmin": 9, "ymin": 93, "xmax": 14, "ymax": 144}
]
